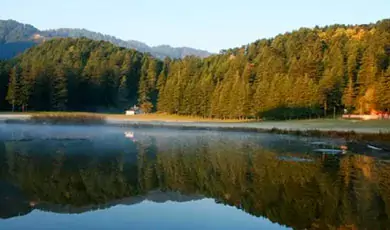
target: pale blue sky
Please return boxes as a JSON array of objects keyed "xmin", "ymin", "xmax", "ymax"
[
  {"xmin": 2, "ymin": 0, "xmax": 390, "ymax": 52},
  {"xmin": 0, "ymin": 199, "xmax": 290, "ymax": 229}
]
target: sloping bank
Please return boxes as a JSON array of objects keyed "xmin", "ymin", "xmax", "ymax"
[{"xmin": 1, "ymin": 114, "xmax": 390, "ymax": 142}]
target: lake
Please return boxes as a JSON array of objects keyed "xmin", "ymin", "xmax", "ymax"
[{"xmin": 0, "ymin": 124, "xmax": 390, "ymax": 230}]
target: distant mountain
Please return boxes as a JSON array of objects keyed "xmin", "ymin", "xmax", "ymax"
[
  {"xmin": 35, "ymin": 191, "xmax": 204, "ymax": 215},
  {"xmin": 0, "ymin": 20, "xmax": 40, "ymax": 59},
  {"xmin": 0, "ymin": 19, "xmax": 39, "ymax": 43},
  {"xmin": 0, "ymin": 19, "xmax": 212, "ymax": 59}
]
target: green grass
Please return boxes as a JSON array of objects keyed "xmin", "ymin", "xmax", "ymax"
[
  {"xmin": 3, "ymin": 112, "xmax": 390, "ymax": 142},
  {"xmin": 30, "ymin": 112, "xmax": 106, "ymax": 125},
  {"xmin": 3, "ymin": 111, "xmax": 390, "ymax": 126},
  {"xmin": 105, "ymin": 113, "xmax": 254, "ymax": 122},
  {"xmin": 12, "ymin": 112, "xmax": 253, "ymax": 123}
]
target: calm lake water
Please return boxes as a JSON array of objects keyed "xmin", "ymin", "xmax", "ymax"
[{"xmin": 0, "ymin": 124, "xmax": 390, "ymax": 230}]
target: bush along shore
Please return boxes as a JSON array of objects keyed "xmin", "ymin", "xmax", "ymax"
[{"xmin": 13, "ymin": 113, "xmax": 107, "ymax": 125}]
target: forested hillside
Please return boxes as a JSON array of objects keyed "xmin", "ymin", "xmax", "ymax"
[
  {"xmin": 0, "ymin": 38, "xmax": 161, "ymax": 112},
  {"xmin": 1, "ymin": 19, "xmax": 390, "ymax": 119},
  {"xmin": 42, "ymin": 28, "xmax": 212, "ymax": 59},
  {"xmin": 156, "ymin": 19, "xmax": 390, "ymax": 119}
]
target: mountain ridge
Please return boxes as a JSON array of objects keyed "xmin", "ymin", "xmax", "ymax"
[{"xmin": 0, "ymin": 19, "xmax": 213, "ymax": 59}]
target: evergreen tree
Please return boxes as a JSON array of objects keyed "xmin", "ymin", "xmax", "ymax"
[
  {"xmin": 117, "ymin": 75, "xmax": 130, "ymax": 110},
  {"xmin": 342, "ymin": 76, "xmax": 356, "ymax": 113},
  {"xmin": 252, "ymin": 79, "xmax": 270, "ymax": 117},
  {"xmin": 0, "ymin": 20, "xmax": 390, "ymax": 119},
  {"xmin": 1, "ymin": 38, "xmax": 159, "ymax": 112},
  {"xmin": 0, "ymin": 61, "xmax": 10, "ymax": 110},
  {"xmin": 376, "ymin": 68, "xmax": 390, "ymax": 111},
  {"xmin": 51, "ymin": 66, "xmax": 68, "ymax": 111},
  {"xmin": 6, "ymin": 67, "xmax": 20, "ymax": 111}
]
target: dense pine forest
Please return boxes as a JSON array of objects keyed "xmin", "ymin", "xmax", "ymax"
[
  {"xmin": 1, "ymin": 19, "xmax": 390, "ymax": 119},
  {"xmin": 0, "ymin": 38, "xmax": 162, "ymax": 112}
]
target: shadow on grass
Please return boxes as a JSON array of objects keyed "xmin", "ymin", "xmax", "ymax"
[{"xmin": 257, "ymin": 106, "xmax": 323, "ymax": 121}]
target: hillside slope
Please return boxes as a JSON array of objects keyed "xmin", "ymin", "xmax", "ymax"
[
  {"xmin": 1, "ymin": 19, "xmax": 389, "ymax": 120},
  {"xmin": 0, "ymin": 19, "xmax": 212, "ymax": 59},
  {"xmin": 1, "ymin": 38, "xmax": 162, "ymax": 112}
]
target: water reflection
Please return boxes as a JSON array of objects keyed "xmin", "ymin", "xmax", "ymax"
[{"xmin": 0, "ymin": 124, "xmax": 390, "ymax": 229}]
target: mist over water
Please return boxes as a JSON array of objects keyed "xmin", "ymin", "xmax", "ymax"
[{"xmin": 0, "ymin": 124, "xmax": 389, "ymax": 229}]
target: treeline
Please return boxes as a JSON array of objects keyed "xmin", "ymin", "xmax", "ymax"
[
  {"xmin": 1, "ymin": 19, "xmax": 390, "ymax": 119},
  {"xmin": 157, "ymin": 19, "xmax": 390, "ymax": 119},
  {"xmin": 0, "ymin": 38, "xmax": 161, "ymax": 112}
]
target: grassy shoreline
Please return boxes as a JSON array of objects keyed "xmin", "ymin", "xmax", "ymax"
[
  {"xmin": 1, "ymin": 112, "xmax": 390, "ymax": 142},
  {"xmin": 112, "ymin": 122, "xmax": 390, "ymax": 143}
]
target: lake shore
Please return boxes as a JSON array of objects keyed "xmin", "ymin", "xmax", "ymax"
[
  {"xmin": 106, "ymin": 118, "xmax": 390, "ymax": 134},
  {"xmin": 1, "ymin": 113, "xmax": 390, "ymax": 134}
]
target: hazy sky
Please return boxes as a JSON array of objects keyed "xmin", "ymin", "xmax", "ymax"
[{"xmin": 2, "ymin": 0, "xmax": 389, "ymax": 52}]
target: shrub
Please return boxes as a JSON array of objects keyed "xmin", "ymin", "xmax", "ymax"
[{"xmin": 30, "ymin": 113, "xmax": 106, "ymax": 125}]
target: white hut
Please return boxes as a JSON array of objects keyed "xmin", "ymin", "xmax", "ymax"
[{"xmin": 125, "ymin": 105, "xmax": 142, "ymax": 116}]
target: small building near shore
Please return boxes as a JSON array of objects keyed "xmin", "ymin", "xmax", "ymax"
[
  {"xmin": 125, "ymin": 105, "xmax": 143, "ymax": 116},
  {"xmin": 125, "ymin": 110, "xmax": 135, "ymax": 116}
]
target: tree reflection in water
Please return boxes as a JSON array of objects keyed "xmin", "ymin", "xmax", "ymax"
[{"xmin": 0, "ymin": 125, "xmax": 389, "ymax": 230}]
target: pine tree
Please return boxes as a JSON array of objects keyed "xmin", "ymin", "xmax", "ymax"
[
  {"xmin": 357, "ymin": 44, "xmax": 378, "ymax": 110},
  {"xmin": 342, "ymin": 76, "xmax": 356, "ymax": 113},
  {"xmin": 117, "ymin": 75, "xmax": 129, "ymax": 110},
  {"xmin": 210, "ymin": 82, "xmax": 222, "ymax": 118},
  {"xmin": 51, "ymin": 67, "xmax": 68, "ymax": 111},
  {"xmin": 0, "ymin": 62, "xmax": 10, "ymax": 110},
  {"xmin": 18, "ymin": 66, "xmax": 34, "ymax": 112},
  {"xmin": 252, "ymin": 79, "xmax": 270, "ymax": 117},
  {"xmin": 156, "ymin": 58, "xmax": 170, "ymax": 92},
  {"xmin": 138, "ymin": 57, "xmax": 151, "ymax": 111},
  {"xmin": 376, "ymin": 69, "xmax": 390, "ymax": 111},
  {"xmin": 199, "ymin": 74, "xmax": 214, "ymax": 117},
  {"xmin": 6, "ymin": 67, "xmax": 20, "ymax": 112}
]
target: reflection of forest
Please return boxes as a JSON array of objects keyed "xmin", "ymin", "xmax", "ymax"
[{"xmin": 0, "ymin": 128, "xmax": 390, "ymax": 230}]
